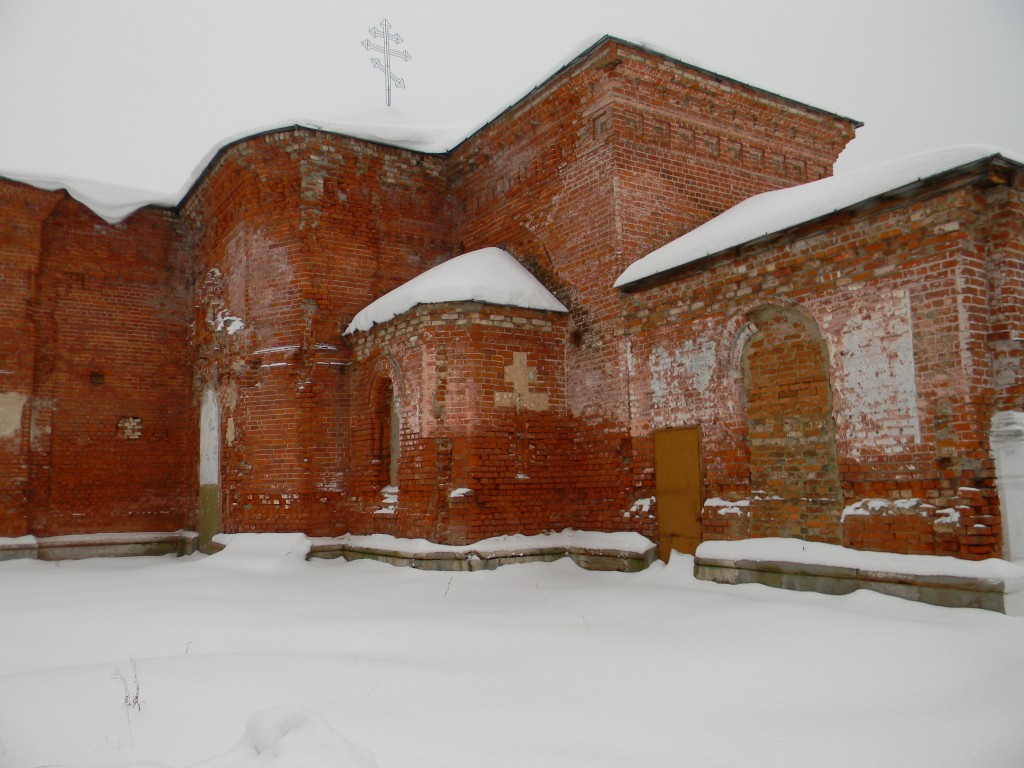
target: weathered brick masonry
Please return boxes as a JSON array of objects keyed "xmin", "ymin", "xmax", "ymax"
[
  {"xmin": 621, "ymin": 165, "xmax": 1024, "ymax": 558},
  {"xmin": 448, "ymin": 40, "xmax": 855, "ymax": 537},
  {"xmin": 350, "ymin": 303, "xmax": 571, "ymax": 544},
  {"xmin": 1, "ymin": 187, "xmax": 193, "ymax": 537},
  {"xmin": 181, "ymin": 129, "xmax": 452, "ymax": 536},
  {"xmin": 2, "ymin": 36, "xmax": 1021, "ymax": 561}
]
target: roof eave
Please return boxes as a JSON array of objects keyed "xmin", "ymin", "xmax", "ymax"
[{"xmin": 617, "ymin": 154, "xmax": 1019, "ymax": 294}]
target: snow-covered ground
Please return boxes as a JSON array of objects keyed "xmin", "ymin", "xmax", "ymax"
[{"xmin": 2, "ymin": 534, "xmax": 1024, "ymax": 768}]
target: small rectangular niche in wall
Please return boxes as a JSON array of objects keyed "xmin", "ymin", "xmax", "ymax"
[{"xmin": 117, "ymin": 416, "xmax": 143, "ymax": 440}]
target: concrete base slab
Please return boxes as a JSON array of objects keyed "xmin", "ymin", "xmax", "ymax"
[
  {"xmin": 1, "ymin": 530, "xmax": 656, "ymax": 573},
  {"xmin": 259, "ymin": 538, "xmax": 655, "ymax": 572},
  {"xmin": 0, "ymin": 531, "xmax": 199, "ymax": 561},
  {"xmin": 695, "ymin": 555, "xmax": 1024, "ymax": 614}
]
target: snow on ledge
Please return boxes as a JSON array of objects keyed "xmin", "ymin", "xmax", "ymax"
[
  {"xmin": 696, "ymin": 538, "xmax": 1024, "ymax": 581},
  {"xmin": 615, "ymin": 144, "xmax": 1024, "ymax": 288},
  {"xmin": 344, "ymin": 247, "xmax": 568, "ymax": 334}
]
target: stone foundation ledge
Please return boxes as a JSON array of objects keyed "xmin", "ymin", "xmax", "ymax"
[
  {"xmin": 1, "ymin": 529, "xmax": 656, "ymax": 571},
  {"xmin": 694, "ymin": 538, "xmax": 1024, "ymax": 615},
  {"xmin": 0, "ymin": 531, "xmax": 199, "ymax": 561},
  {"xmin": 303, "ymin": 530, "xmax": 658, "ymax": 572}
]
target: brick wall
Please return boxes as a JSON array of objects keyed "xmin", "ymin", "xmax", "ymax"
[
  {"xmin": 349, "ymin": 303, "xmax": 581, "ymax": 544},
  {"xmin": 623, "ymin": 168, "xmax": 1020, "ymax": 558},
  {"xmin": 984, "ymin": 178, "xmax": 1024, "ymax": 412},
  {"xmin": 0, "ymin": 181, "xmax": 61, "ymax": 536},
  {"xmin": 15, "ymin": 194, "xmax": 193, "ymax": 536},
  {"xmin": 742, "ymin": 303, "xmax": 843, "ymax": 541},
  {"xmin": 606, "ymin": 42, "xmax": 857, "ymax": 269},
  {"xmin": 449, "ymin": 38, "xmax": 856, "ymax": 534},
  {"xmin": 181, "ymin": 129, "xmax": 452, "ymax": 536},
  {"xmin": 21, "ymin": 37, "xmax": 1003, "ymax": 560}
]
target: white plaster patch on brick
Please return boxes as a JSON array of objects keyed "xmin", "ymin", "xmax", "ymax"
[
  {"xmin": 994, "ymin": 353, "xmax": 1018, "ymax": 388},
  {"xmin": 231, "ymin": 226, "xmax": 294, "ymax": 338},
  {"xmin": 29, "ymin": 398, "xmax": 50, "ymax": 451},
  {"xmin": 495, "ymin": 352, "xmax": 549, "ymax": 411},
  {"xmin": 649, "ymin": 338, "xmax": 717, "ymax": 409},
  {"xmin": 0, "ymin": 392, "xmax": 27, "ymax": 438},
  {"xmin": 449, "ymin": 487, "xmax": 473, "ymax": 499},
  {"xmin": 827, "ymin": 288, "xmax": 921, "ymax": 455}
]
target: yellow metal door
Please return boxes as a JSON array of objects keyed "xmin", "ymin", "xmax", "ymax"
[{"xmin": 654, "ymin": 427, "xmax": 703, "ymax": 561}]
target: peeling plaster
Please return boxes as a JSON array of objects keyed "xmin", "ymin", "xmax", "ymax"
[
  {"xmin": 29, "ymin": 398, "xmax": 51, "ymax": 451},
  {"xmin": 650, "ymin": 338, "xmax": 717, "ymax": 409},
  {"xmin": 0, "ymin": 392, "xmax": 27, "ymax": 438},
  {"xmin": 825, "ymin": 288, "xmax": 921, "ymax": 454}
]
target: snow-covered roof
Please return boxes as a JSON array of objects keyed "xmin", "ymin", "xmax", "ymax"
[
  {"xmin": 0, "ymin": 170, "xmax": 182, "ymax": 225},
  {"xmin": 614, "ymin": 144, "xmax": 1024, "ymax": 289},
  {"xmin": 0, "ymin": 36, "xmax": 859, "ymax": 226},
  {"xmin": 344, "ymin": 247, "xmax": 568, "ymax": 335},
  {"xmin": 0, "ymin": 114, "xmax": 470, "ymax": 225}
]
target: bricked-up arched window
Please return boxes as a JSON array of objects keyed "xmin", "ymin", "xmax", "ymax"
[
  {"xmin": 741, "ymin": 303, "xmax": 842, "ymax": 541},
  {"xmin": 372, "ymin": 377, "xmax": 400, "ymax": 489}
]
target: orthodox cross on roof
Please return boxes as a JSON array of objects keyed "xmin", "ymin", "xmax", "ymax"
[{"xmin": 361, "ymin": 18, "xmax": 411, "ymax": 107}]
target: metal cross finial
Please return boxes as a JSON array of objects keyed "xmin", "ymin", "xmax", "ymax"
[{"xmin": 361, "ymin": 18, "xmax": 411, "ymax": 107}]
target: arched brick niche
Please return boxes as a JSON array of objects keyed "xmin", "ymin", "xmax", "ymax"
[{"xmin": 741, "ymin": 303, "xmax": 842, "ymax": 542}]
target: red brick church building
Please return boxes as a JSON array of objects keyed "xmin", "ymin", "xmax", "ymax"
[{"xmin": 2, "ymin": 37, "xmax": 1022, "ymax": 563}]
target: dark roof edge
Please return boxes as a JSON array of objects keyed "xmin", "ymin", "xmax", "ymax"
[
  {"xmin": 617, "ymin": 153, "xmax": 1021, "ymax": 293},
  {"xmin": 604, "ymin": 36, "xmax": 863, "ymax": 128}
]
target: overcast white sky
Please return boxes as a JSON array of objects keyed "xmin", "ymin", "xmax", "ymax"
[{"xmin": 0, "ymin": 0, "xmax": 1021, "ymax": 198}]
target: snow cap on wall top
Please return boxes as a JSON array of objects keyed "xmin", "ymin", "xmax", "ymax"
[
  {"xmin": 0, "ymin": 170, "xmax": 182, "ymax": 225},
  {"xmin": 0, "ymin": 35, "xmax": 859, "ymax": 226},
  {"xmin": 344, "ymin": 247, "xmax": 568, "ymax": 335},
  {"xmin": 615, "ymin": 144, "xmax": 1024, "ymax": 289},
  {"xmin": 0, "ymin": 113, "xmax": 468, "ymax": 225}
]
